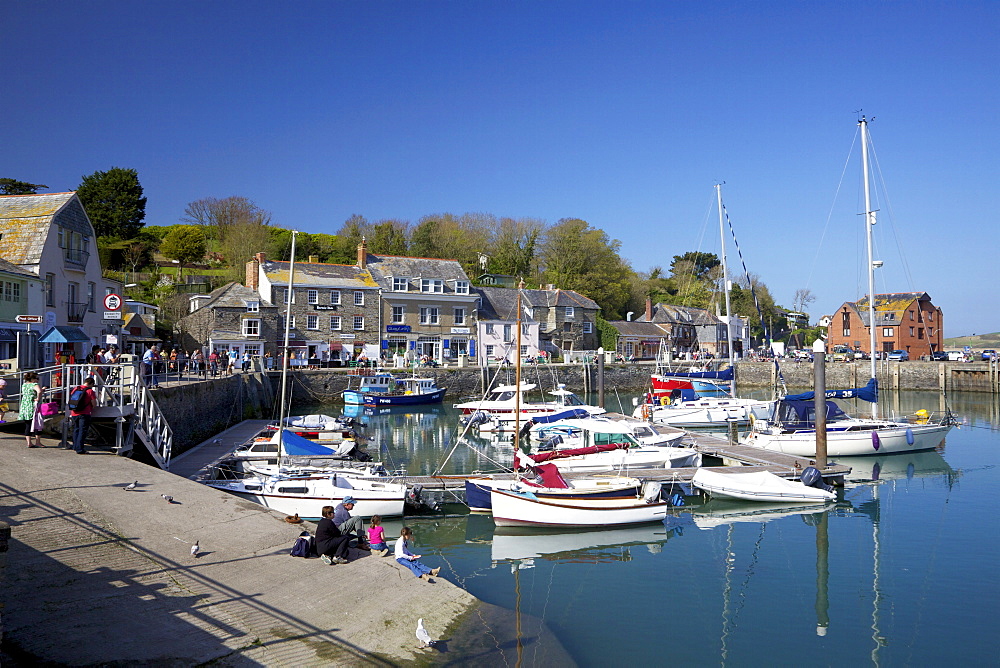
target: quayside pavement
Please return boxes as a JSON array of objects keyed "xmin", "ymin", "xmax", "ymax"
[{"xmin": 0, "ymin": 430, "xmax": 573, "ymax": 666}]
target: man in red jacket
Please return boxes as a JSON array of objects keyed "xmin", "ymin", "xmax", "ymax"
[{"xmin": 70, "ymin": 377, "xmax": 97, "ymax": 454}]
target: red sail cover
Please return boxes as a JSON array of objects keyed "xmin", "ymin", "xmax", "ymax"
[
  {"xmin": 519, "ymin": 463, "xmax": 570, "ymax": 489},
  {"xmin": 523, "ymin": 442, "xmax": 627, "ymax": 464}
]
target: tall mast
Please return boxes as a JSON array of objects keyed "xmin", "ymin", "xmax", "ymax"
[
  {"xmin": 860, "ymin": 117, "xmax": 879, "ymax": 418},
  {"xmin": 514, "ymin": 279, "xmax": 523, "ymax": 439},
  {"xmin": 716, "ymin": 184, "xmax": 735, "ymax": 388},
  {"xmin": 278, "ymin": 230, "xmax": 298, "ymax": 453}
]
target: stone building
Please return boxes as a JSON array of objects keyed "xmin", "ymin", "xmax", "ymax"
[
  {"xmin": 606, "ymin": 320, "xmax": 670, "ymax": 360},
  {"xmin": 827, "ymin": 292, "xmax": 943, "ymax": 359},
  {"xmin": 247, "ymin": 252, "xmax": 381, "ymax": 362},
  {"xmin": 360, "ymin": 241, "xmax": 477, "ymax": 364},
  {"xmin": 174, "ymin": 282, "xmax": 280, "ymax": 360}
]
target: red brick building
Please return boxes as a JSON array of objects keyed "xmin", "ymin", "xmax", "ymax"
[{"xmin": 828, "ymin": 292, "xmax": 943, "ymax": 359}]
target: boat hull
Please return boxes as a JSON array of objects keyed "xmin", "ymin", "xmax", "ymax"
[
  {"xmin": 465, "ymin": 477, "xmax": 642, "ymax": 513},
  {"xmin": 364, "ymin": 387, "xmax": 447, "ymax": 406},
  {"xmin": 490, "ymin": 489, "xmax": 671, "ymax": 528},
  {"xmin": 692, "ymin": 469, "xmax": 834, "ymax": 503},
  {"xmin": 203, "ymin": 476, "xmax": 406, "ymax": 520},
  {"xmin": 744, "ymin": 422, "xmax": 952, "ymax": 457}
]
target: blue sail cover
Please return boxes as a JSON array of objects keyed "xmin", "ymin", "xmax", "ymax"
[
  {"xmin": 279, "ymin": 429, "xmax": 338, "ymax": 456},
  {"xmin": 660, "ymin": 367, "xmax": 735, "ymax": 381},
  {"xmin": 530, "ymin": 408, "xmax": 592, "ymax": 424},
  {"xmin": 783, "ymin": 377, "xmax": 879, "ymax": 404}
]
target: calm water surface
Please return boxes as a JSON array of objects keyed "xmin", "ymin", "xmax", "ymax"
[{"xmin": 299, "ymin": 389, "xmax": 1000, "ymax": 666}]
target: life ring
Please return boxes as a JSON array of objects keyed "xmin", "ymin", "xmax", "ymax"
[{"xmin": 641, "ymin": 403, "xmax": 651, "ymax": 421}]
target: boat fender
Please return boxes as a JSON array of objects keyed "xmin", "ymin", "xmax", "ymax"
[
  {"xmin": 642, "ymin": 481, "xmax": 662, "ymax": 504},
  {"xmin": 669, "ymin": 492, "xmax": 685, "ymax": 507},
  {"xmin": 748, "ymin": 414, "xmax": 756, "ymax": 431},
  {"xmin": 872, "ymin": 431, "xmax": 881, "ymax": 451},
  {"xmin": 800, "ymin": 466, "xmax": 834, "ymax": 492},
  {"xmin": 905, "ymin": 427, "xmax": 915, "ymax": 445}
]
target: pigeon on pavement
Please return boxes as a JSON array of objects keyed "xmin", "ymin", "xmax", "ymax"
[
  {"xmin": 416, "ymin": 618, "xmax": 436, "ymax": 648},
  {"xmin": 124, "ymin": 481, "xmax": 138, "ymax": 491},
  {"xmin": 161, "ymin": 494, "xmax": 174, "ymax": 503},
  {"xmin": 191, "ymin": 540, "xmax": 200, "ymax": 557}
]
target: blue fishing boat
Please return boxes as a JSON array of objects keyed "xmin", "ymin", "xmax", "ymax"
[{"xmin": 343, "ymin": 374, "xmax": 447, "ymax": 407}]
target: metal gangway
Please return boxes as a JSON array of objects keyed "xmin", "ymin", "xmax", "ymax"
[{"xmin": 2, "ymin": 362, "xmax": 173, "ymax": 469}]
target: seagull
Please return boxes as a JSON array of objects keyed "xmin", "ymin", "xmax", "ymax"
[
  {"xmin": 191, "ymin": 540, "xmax": 200, "ymax": 557},
  {"xmin": 161, "ymin": 494, "xmax": 174, "ymax": 503},
  {"xmin": 416, "ymin": 618, "xmax": 436, "ymax": 648},
  {"xmin": 124, "ymin": 480, "xmax": 138, "ymax": 491}
]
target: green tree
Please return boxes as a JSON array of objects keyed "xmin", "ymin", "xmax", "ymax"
[
  {"xmin": 160, "ymin": 226, "xmax": 207, "ymax": 276},
  {"xmin": 369, "ymin": 219, "xmax": 409, "ymax": 255},
  {"xmin": 0, "ymin": 178, "xmax": 48, "ymax": 195},
  {"xmin": 488, "ymin": 217, "xmax": 542, "ymax": 278},
  {"xmin": 76, "ymin": 167, "xmax": 146, "ymax": 239},
  {"xmin": 409, "ymin": 217, "xmax": 443, "ymax": 258},
  {"xmin": 669, "ymin": 251, "xmax": 720, "ymax": 281}
]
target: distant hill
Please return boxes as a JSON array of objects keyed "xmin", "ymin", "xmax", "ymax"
[{"xmin": 943, "ymin": 332, "xmax": 1000, "ymax": 349}]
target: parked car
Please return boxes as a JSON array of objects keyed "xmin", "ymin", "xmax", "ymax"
[
  {"xmin": 831, "ymin": 345, "xmax": 853, "ymax": 362},
  {"xmin": 947, "ymin": 350, "xmax": 965, "ymax": 361},
  {"xmin": 982, "ymin": 349, "xmax": 997, "ymax": 361},
  {"xmin": 931, "ymin": 350, "xmax": 948, "ymax": 361},
  {"xmin": 887, "ymin": 350, "xmax": 909, "ymax": 361}
]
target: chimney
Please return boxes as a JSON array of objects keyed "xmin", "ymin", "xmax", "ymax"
[
  {"xmin": 645, "ymin": 297, "xmax": 652, "ymax": 321},
  {"xmin": 308, "ymin": 255, "xmax": 319, "ymax": 264},
  {"xmin": 246, "ymin": 253, "xmax": 264, "ymax": 291},
  {"xmin": 357, "ymin": 237, "xmax": 367, "ymax": 269}
]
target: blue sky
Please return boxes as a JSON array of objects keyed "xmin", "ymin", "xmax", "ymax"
[{"xmin": 4, "ymin": 1, "xmax": 997, "ymax": 335}]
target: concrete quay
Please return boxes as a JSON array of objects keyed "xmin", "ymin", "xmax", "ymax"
[{"xmin": 0, "ymin": 430, "xmax": 573, "ymax": 666}]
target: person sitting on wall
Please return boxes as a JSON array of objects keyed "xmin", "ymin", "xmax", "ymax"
[{"xmin": 333, "ymin": 497, "xmax": 370, "ymax": 550}]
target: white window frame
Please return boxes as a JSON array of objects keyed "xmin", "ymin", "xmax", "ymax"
[
  {"xmin": 583, "ymin": 322, "xmax": 593, "ymax": 333},
  {"xmin": 503, "ymin": 324, "xmax": 512, "ymax": 342},
  {"xmin": 453, "ymin": 307, "xmax": 465, "ymax": 325},
  {"xmin": 420, "ymin": 307, "xmax": 440, "ymax": 325},
  {"xmin": 485, "ymin": 323, "xmax": 495, "ymax": 335},
  {"xmin": 308, "ymin": 289, "xmax": 319, "ymax": 305},
  {"xmin": 565, "ymin": 306, "xmax": 575, "ymax": 319},
  {"xmin": 454, "ymin": 280, "xmax": 469, "ymax": 295},
  {"xmin": 330, "ymin": 316, "xmax": 342, "ymax": 331},
  {"xmin": 393, "ymin": 277, "xmax": 409, "ymax": 292},
  {"xmin": 353, "ymin": 316, "xmax": 365, "ymax": 331},
  {"xmin": 306, "ymin": 314, "xmax": 319, "ymax": 330},
  {"xmin": 354, "ymin": 290, "xmax": 364, "ymax": 306},
  {"xmin": 392, "ymin": 305, "xmax": 405, "ymax": 324},
  {"xmin": 421, "ymin": 279, "xmax": 444, "ymax": 293},
  {"xmin": 242, "ymin": 319, "xmax": 261, "ymax": 337},
  {"xmin": 485, "ymin": 344, "xmax": 495, "ymax": 357},
  {"xmin": 245, "ymin": 300, "xmax": 260, "ymax": 313},
  {"xmin": 330, "ymin": 290, "xmax": 341, "ymax": 305}
]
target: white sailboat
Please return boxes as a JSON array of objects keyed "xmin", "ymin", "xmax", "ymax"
[
  {"xmin": 634, "ymin": 184, "xmax": 771, "ymax": 428},
  {"xmin": 742, "ymin": 117, "xmax": 954, "ymax": 457}
]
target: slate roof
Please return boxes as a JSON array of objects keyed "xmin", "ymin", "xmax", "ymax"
[
  {"xmin": 365, "ymin": 254, "xmax": 471, "ymax": 289},
  {"xmin": 0, "ymin": 256, "xmax": 37, "ymax": 279},
  {"xmin": 0, "ymin": 192, "xmax": 79, "ymax": 266},
  {"xmin": 475, "ymin": 287, "xmax": 535, "ymax": 321},
  {"xmin": 608, "ymin": 321, "xmax": 670, "ymax": 338},
  {"xmin": 262, "ymin": 260, "xmax": 379, "ymax": 289},
  {"xmin": 521, "ymin": 288, "xmax": 599, "ymax": 310},
  {"xmin": 195, "ymin": 282, "xmax": 277, "ymax": 310}
]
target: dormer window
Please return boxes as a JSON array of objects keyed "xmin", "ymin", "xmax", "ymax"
[
  {"xmin": 393, "ymin": 277, "xmax": 409, "ymax": 292},
  {"xmin": 454, "ymin": 280, "xmax": 469, "ymax": 294},
  {"xmin": 245, "ymin": 300, "xmax": 260, "ymax": 313},
  {"xmin": 421, "ymin": 279, "xmax": 444, "ymax": 293}
]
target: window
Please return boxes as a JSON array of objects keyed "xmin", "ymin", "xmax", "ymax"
[
  {"xmin": 454, "ymin": 280, "xmax": 469, "ymax": 294},
  {"xmin": 583, "ymin": 322, "xmax": 593, "ymax": 334},
  {"xmin": 87, "ymin": 282, "xmax": 96, "ymax": 312},
  {"xmin": 45, "ymin": 273, "xmax": 55, "ymax": 307},
  {"xmin": 245, "ymin": 300, "xmax": 259, "ymax": 312},
  {"xmin": 392, "ymin": 305, "xmax": 405, "ymax": 324},
  {"xmin": 485, "ymin": 344, "xmax": 495, "ymax": 357},
  {"xmin": 242, "ymin": 319, "xmax": 261, "ymax": 337},
  {"xmin": 565, "ymin": 307, "xmax": 575, "ymax": 319},
  {"xmin": 522, "ymin": 323, "xmax": 529, "ymax": 335},
  {"xmin": 243, "ymin": 343, "xmax": 261, "ymax": 356},
  {"xmin": 503, "ymin": 324, "xmax": 512, "ymax": 342},
  {"xmin": 330, "ymin": 290, "xmax": 341, "ymax": 305},
  {"xmin": 453, "ymin": 308, "xmax": 465, "ymax": 325},
  {"xmin": 393, "ymin": 277, "xmax": 408, "ymax": 292},
  {"xmin": 287, "ymin": 315, "xmax": 295, "ymax": 329},
  {"xmin": 918, "ymin": 328, "xmax": 924, "ymax": 340},
  {"xmin": 843, "ymin": 328, "xmax": 851, "ymax": 337},
  {"xmin": 521, "ymin": 345, "xmax": 529, "ymax": 356},
  {"xmin": 307, "ymin": 315, "xmax": 319, "ymax": 330},
  {"xmin": 910, "ymin": 327, "xmax": 915, "ymax": 336},
  {"xmin": 2, "ymin": 281, "xmax": 20, "ymax": 303},
  {"xmin": 308, "ymin": 290, "xmax": 319, "ymax": 305},
  {"xmin": 485, "ymin": 323, "xmax": 495, "ymax": 335},
  {"xmin": 420, "ymin": 307, "xmax": 440, "ymax": 325},
  {"xmin": 353, "ymin": 316, "xmax": 365, "ymax": 331},
  {"xmin": 563, "ymin": 321, "xmax": 574, "ymax": 332},
  {"xmin": 909, "ymin": 310, "xmax": 915, "ymax": 321},
  {"xmin": 928, "ymin": 311, "xmax": 934, "ymax": 322},
  {"xmin": 883, "ymin": 327, "xmax": 894, "ymax": 337},
  {"xmin": 330, "ymin": 316, "xmax": 341, "ymax": 330},
  {"xmin": 281, "ymin": 287, "xmax": 295, "ymax": 304},
  {"xmin": 421, "ymin": 279, "xmax": 444, "ymax": 293},
  {"xmin": 354, "ymin": 290, "xmax": 364, "ymax": 306}
]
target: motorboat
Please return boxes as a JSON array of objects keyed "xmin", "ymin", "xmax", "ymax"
[
  {"xmin": 490, "ymin": 484, "xmax": 672, "ymax": 528},
  {"xmin": 344, "ymin": 373, "xmax": 446, "ymax": 407},
  {"xmin": 529, "ymin": 416, "xmax": 685, "ymax": 451},
  {"xmin": 456, "ymin": 383, "xmax": 605, "ymax": 432},
  {"xmin": 633, "ymin": 394, "xmax": 773, "ymax": 429},
  {"xmin": 692, "ymin": 468, "xmax": 835, "ymax": 503}
]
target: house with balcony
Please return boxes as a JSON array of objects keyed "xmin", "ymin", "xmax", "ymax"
[
  {"xmin": 174, "ymin": 282, "xmax": 280, "ymax": 360},
  {"xmin": 827, "ymin": 292, "xmax": 943, "ymax": 359},
  {"xmin": 0, "ymin": 192, "xmax": 122, "ymax": 363},
  {"xmin": 473, "ymin": 286, "xmax": 541, "ymax": 364},
  {"xmin": 359, "ymin": 240, "xmax": 478, "ymax": 364},
  {"xmin": 247, "ymin": 252, "xmax": 382, "ymax": 362}
]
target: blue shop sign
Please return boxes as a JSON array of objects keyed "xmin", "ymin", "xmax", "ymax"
[{"xmin": 386, "ymin": 325, "xmax": 411, "ymax": 333}]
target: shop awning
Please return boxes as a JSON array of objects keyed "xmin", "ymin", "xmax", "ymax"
[
  {"xmin": 0, "ymin": 328, "xmax": 17, "ymax": 342},
  {"xmin": 38, "ymin": 326, "xmax": 91, "ymax": 344},
  {"xmin": 328, "ymin": 342, "xmax": 343, "ymax": 351}
]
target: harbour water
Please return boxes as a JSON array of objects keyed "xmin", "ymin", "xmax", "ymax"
[{"xmin": 298, "ymin": 389, "xmax": 1000, "ymax": 666}]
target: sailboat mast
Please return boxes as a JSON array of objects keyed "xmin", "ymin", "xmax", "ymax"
[
  {"xmin": 860, "ymin": 118, "xmax": 879, "ymax": 418},
  {"xmin": 278, "ymin": 230, "xmax": 298, "ymax": 446},
  {"xmin": 716, "ymin": 184, "xmax": 736, "ymax": 383},
  {"xmin": 514, "ymin": 280, "xmax": 523, "ymax": 439}
]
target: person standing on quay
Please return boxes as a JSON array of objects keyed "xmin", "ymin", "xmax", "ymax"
[
  {"xmin": 70, "ymin": 377, "xmax": 97, "ymax": 454},
  {"xmin": 19, "ymin": 371, "xmax": 45, "ymax": 448}
]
